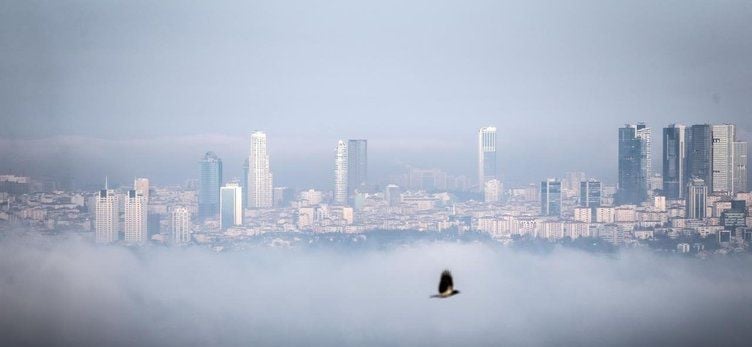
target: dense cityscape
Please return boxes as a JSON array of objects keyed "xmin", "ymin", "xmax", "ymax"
[{"xmin": 1, "ymin": 123, "xmax": 748, "ymax": 256}]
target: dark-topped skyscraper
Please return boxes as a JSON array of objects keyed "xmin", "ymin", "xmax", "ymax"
[
  {"xmin": 662, "ymin": 124, "xmax": 686, "ymax": 199},
  {"xmin": 347, "ymin": 139, "xmax": 367, "ymax": 196},
  {"xmin": 541, "ymin": 179, "xmax": 562, "ymax": 217},
  {"xmin": 686, "ymin": 124, "xmax": 713, "ymax": 190},
  {"xmin": 199, "ymin": 151, "xmax": 223, "ymax": 220},
  {"xmin": 617, "ymin": 123, "xmax": 650, "ymax": 205}
]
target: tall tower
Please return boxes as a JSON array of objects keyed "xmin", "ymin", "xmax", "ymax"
[
  {"xmin": 346, "ymin": 139, "xmax": 367, "ymax": 196},
  {"xmin": 686, "ymin": 178, "xmax": 708, "ymax": 220},
  {"xmin": 540, "ymin": 179, "xmax": 562, "ymax": 217},
  {"xmin": 220, "ymin": 183, "xmax": 243, "ymax": 229},
  {"xmin": 477, "ymin": 126, "xmax": 497, "ymax": 190},
  {"xmin": 95, "ymin": 189, "xmax": 119, "ymax": 244},
  {"xmin": 123, "ymin": 189, "xmax": 148, "ymax": 244},
  {"xmin": 241, "ymin": 158, "xmax": 249, "ymax": 209},
  {"xmin": 248, "ymin": 131, "xmax": 273, "ymax": 208},
  {"xmin": 662, "ymin": 124, "xmax": 686, "ymax": 199},
  {"xmin": 198, "ymin": 151, "xmax": 223, "ymax": 220},
  {"xmin": 334, "ymin": 140, "xmax": 348, "ymax": 204},
  {"xmin": 170, "ymin": 207, "xmax": 192, "ymax": 245},
  {"xmin": 733, "ymin": 141, "xmax": 748, "ymax": 193},
  {"xmin": 617, "ymin": 123, "xmax": 650, "ymax": 205},
  {"xmin": 712, "ymin": 124, "xmax": 735, "ymax": 193},
  {"xmin": 686, "ymin": 124, "xmax": 713, "ymax": 191}
]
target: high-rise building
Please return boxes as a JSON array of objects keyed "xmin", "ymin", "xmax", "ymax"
[
  {"xmin": 247, "ymin": 131, "xmax": 273, "ymax": 208},
  {"xmin": 198, "ymin": 151, "xmax": 223, "ymax": 220},
  {"xmin": 123, "ymin": 189, "xmax": 148, "ymax": 244},
  {"xmin": 334, "ymin": 140, "xmax": 348, "ymax": 204},
  {"xmin": 95, "ymin": 189, "xmax": 119, "ymax": 244},
  {"xmin": 662, "ymin": 124, "xmax": 686, "ymax": 199},
  {"xmin": 347, "ymin": 139, "xmax": 367, "ymax": 196},
  {"xmin": 170, "ymin": 207, "xmax": 192, "ymax": 244},
  {"xmin": 686, "ymin": 124, "xmax": 712, "ymax": 190},
  {"xmin": 617, "ymin": 123, "xmax": 650, "ymax": 205},
  {"xmin": 686, "ymin": 178, "xmax": 708, "ymax": 220},
  {"xmin": 541, "ymin": 179, "xmax": 562, "ymax": 217},
  {"xmin": 242, "ymin": 158, "xmax": 249, "ymax": 209},
  {"xmin": 220, "ymin": 183, "xmax": 243, "ymax": 230},
  {"xmin": 134, "ymin": 178, "xmax": 150, "ymax": 202},
  {"xmin": 712, "ymin": 124, "xmax": 735, "ymax": 193},
  {"xmin": 733, "ymin": 141, "xmax": 748, "ymax": 193},
  {"xmin": 484, "ymin": 179, "xmax": 502, "ymax": 203},
  {"xmin": 478, "ymin": 127, "xmax": 497, "ymax": 190},
  {"xmin": 579, "ymin": 179, "xmax": 601, "ymax": 208}
]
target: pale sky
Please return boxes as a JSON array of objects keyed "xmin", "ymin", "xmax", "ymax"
[{"xmin": 1, "ymin": 0, "xmax": 751, "ymax": 188}]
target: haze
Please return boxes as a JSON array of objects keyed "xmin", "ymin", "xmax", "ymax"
[
  {"xmin": 1, "ymin": 232, "xmax": 751, "ymax": 346},
  {"xmin": 2, "ymin": 0, "xmax": 752, "ymax": 188}
]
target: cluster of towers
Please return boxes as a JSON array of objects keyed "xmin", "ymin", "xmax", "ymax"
[
  {"xmin": 618, "ymin": 123, "xmax": 747, "ymax": 218},
  {"xmin": 95, "ymin": 178, "xmax": 192, "ymax": 244}
]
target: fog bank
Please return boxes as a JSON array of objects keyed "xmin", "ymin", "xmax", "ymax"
[{"xmin": 1, "ymin": 232, "xmax": 751, "ymax": 346}]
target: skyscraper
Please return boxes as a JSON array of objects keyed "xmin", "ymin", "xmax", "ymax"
[
  {"xmin": 334, "ymin": 140, "xmax": 348, "ymax": 204},
  {"xmin": 541, "ymin": 179, "xmax": 562, "ymax": 217},
  {"xmin": 248, "ymin": 131, "xmax": 273, "ymax": 208},
  {"xmin": 579, "ymin": 179, "xmax": 601, "ymax": 208},
  {"xmin": 123, "ymin": 189, "xmax": 147, "ymax": 244},
  {"xmin": 712, "ymin": 124, "xmax": 735, "ymax": 193},
  {"xmin": 686, "ymin": 124, "xmax": 712, "ymax": 190},
  {"xmin": 220, "ymin": 183, "xmax": 243, "ymax": 230},
  {"xmin": 95, "ymin": 189, "xmax": 119, "ymax": 244},
  {"xmin": 198, "ymin": 151, "xmax": 223, "ymax": 220},
  {"xmin": 733, "ymin": 141, "xmax": 748, "ymax": 193},
  {"xmin": 662, "ymin": 124, "xmax": 686, "ymax": 199},
  {"xmin": 241, "ymin": 158, "xmax": 249, "ymax": 209},
  {"xmin": 347, "ymin": 139, "xmax": 367, "ymax": 196},
  {"xmin": 478, "ymin": 127, "xmax": 497, "ymax": 190},
  {"xmin": 617, "ymin": 123, "xmax": 650, "ymax": 205},
  {"xmin": 170, "ymin": 207, "xmax": 192, "ymax": 245},
  {"xmin": 686, "ymin": 178, "xmax": 707, "ymax": 220},
  {"xmin": 384, "ymin": 184, "xmax": 401, "ymax": 207}
]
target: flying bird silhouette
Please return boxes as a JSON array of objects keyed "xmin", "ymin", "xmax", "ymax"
[{"xmin": 431, "ymin": 270, "xmax": 460, "ymax": 298}]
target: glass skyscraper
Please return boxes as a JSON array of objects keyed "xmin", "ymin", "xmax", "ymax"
[
  {"xmin": 347, "ymin": 139, "xmax": 367, "ymax": 196},
  {"xmin": 662, "ymin": 124, "xmax": 686, "ymax": 199},
  {"xmin": 198, "ymin": 151, "xmax": 223, "ymax": 220},
  {"xmin": 686, "ymin": 124, "xmax": 713, "ymax": 190},
  {"xmin": 617, "ymin": 123, "xmax": 650, "ymax": 205},
  {"xmin": 541, "ymin": 179, "xmax": 562, "ymax": 217}
]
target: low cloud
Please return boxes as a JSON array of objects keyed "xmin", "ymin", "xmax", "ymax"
[{"xmin": 1, "ymin": 232, "xmax": 751, "ymax": 346}]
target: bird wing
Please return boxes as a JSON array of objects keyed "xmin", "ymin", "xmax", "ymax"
[{"xmin": 438, "ymin": 270, "xmax": 453, "ymax": 294}]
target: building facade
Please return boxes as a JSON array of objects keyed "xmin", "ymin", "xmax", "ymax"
[
  {"xmin": 220, "ymin": 183, "xmax": 243, "ymax": 230},
  {"xmin": 662, "ymin": 124, "xmax": 686, "ymax": 199},
  {"xmin": 478, "ymin": 127, "xmax": 497, "ymax": 190},
  {"xmin": 712, "ymin": 124, "xmax": 735, "ymax": 193},
  {"xmin": 170, "ymin": 207, "xmax": 192, "ymax": 244},
  {"xmin": 617, "ymin": 123, "xmax": 650, "ymax": 205},
  {"xmin": 347, "ymin": 139, "xmax": 367, "ymax": 196},
  {"xmin": 123, "ymin": 189, "xmax": 148, "ymax": 244},
  {"xmin": 335, "ymin": 140, "xmax": 348, "ymax": 204},
  {"xmin": 95, "ymin": 189, "xmax": 119, "ymax": 244},
  {"xmin": 248, "ymin": 131, "xmax": 273, "ymax": 208},
  {"xmin": 541, "ymin": 179, "xmax": 562, "ymax": 217},
  {"xmin": 686, "ymin": 177, "xmax": 708, "ymax": 220},
  {"xmin": 686, "ymin": 124, "xmax": 713, "ymax": 190},
  {"xmin": 198, "ymin": 151, "xmax": 223, "ymax": 220}
]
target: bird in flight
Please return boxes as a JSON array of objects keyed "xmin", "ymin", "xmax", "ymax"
[{"xmin": 431, "ymin": 270, "xmax": 460, "ymax": 298}]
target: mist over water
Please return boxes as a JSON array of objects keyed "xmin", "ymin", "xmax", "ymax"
[{"xmin": 2, "ymin": 232, "xmax": 751, "ymax": 346}]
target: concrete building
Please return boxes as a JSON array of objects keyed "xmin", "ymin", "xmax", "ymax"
[
  {"xmin": 170, "ymin": 207, "xmax": 192, "ymax": 244},
  {"xmin": 220, "ymin": 183, "xmax": 243, "ymax": 229},
  {"xmin": 247, "ymin": 131, "xmax": 273, "ymax": 208},
  {"xmin": 123, "ymin": 189, "xmax": 148, "ymax": 244},
  {"xmin": 334, "ymin": 140, "xmax": 348, "ymax": 204},
  {"xmin": 478, "ymin": 126, "xmax": 497, "ymax": 190},
  {"xmin": 95, "ymin": 189, "xmax": 119, "ymax": 243}
]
